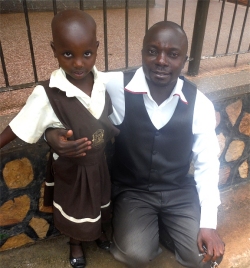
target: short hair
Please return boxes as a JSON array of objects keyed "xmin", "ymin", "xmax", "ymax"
[{"xmin": 143, "ymin": 21, "xmax": 188, "ymax": 50}]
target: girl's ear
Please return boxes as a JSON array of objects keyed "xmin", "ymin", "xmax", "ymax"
[{"xmin": 50, "ymin": 41, "xmax": 57, "ymax": 58}]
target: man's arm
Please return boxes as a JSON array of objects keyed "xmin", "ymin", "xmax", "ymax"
[
  {"xmin": 192, "ymin": 90, "xmax": 225, "ymax": 262},
  {"xmin": 45, "ymin": 128, "xmax": 92, "ymax": 157}
]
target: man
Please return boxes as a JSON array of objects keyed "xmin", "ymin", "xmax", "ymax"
[{"xmin": 46, "ymin": 21, "xmax": 225, "ymax": 268}]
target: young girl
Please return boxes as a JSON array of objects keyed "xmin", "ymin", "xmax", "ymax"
[{"xmin": 0, "ymin": 10, "xmax": 119, "ymax": 268}]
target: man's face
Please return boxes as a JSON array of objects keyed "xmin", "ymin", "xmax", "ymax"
[
  {"xmin": 142, "ymin": 26, "xmax": 188, "ymax": 90},
  {"xmin": 51, "ymin": 23, "xmax": 98, "ymax": 86}
]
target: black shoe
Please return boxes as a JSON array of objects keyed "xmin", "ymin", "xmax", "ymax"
[
  {"xmin": 68, "ymin": 242, "xmax": 86, "ymax": 268},
  {"xmin": 95, "ymin": 231, "xmax": 112, "ymax": 251}
]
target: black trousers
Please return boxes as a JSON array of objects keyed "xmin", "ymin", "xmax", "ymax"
[{"xmin": 110, "ymin": 186, "xmax": 219, "ymax": 268}]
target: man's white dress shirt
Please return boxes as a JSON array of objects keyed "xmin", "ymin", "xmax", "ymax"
[{"xmin": 103, "ymin": 67, "xmax": 221, "ymax": 229}]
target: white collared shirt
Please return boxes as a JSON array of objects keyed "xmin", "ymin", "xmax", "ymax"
[
  {"xmin": 10, "ymin": 66, "xmax": 107, "ymax": 143},
  {"xmin": 104, "ymin": 67, "xmax": 221, "ymax": 229}
]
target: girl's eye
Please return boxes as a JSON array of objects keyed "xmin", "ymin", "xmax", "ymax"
[
  {"xmin": 64, "ymin": 52, "xmax": 72, "ymax": 58},
  {"xmin": 84, "ymin": 52, "xmax": 92, "ymax": 57},
  {"xmin": 149, "ymin": 49, "xmax": 157, "ymax": 55}
]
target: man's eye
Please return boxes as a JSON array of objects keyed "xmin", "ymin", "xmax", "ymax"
[
  {"xmin": 84, "ymin": 52, "xmax": 92, "ymax": 57},
  {"xmin": 170, "ymin": 52, "xmax": 178, "ymax": 58},
  {"xmin": 64, "ymin": 52, "xmax": 72, "ymax": 58}
]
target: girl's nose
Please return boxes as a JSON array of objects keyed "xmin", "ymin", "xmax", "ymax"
[{"xmin": 73, "ymin": 57, "xmax": 84, "ymax": 68}]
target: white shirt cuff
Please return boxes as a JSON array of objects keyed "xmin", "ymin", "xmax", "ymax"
[{"xmin": 200, "ymin": 206, "xmax": 218, "ymax": 229}]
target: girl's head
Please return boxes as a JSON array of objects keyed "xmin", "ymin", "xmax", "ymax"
[{"xmin": 50, "ymin": 10, "xmax": 99, "ymax": 86}]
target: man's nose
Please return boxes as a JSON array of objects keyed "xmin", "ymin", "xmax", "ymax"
[{"xmin": 156, "ymin": 52, "xmax": 168, "ymax": 65}]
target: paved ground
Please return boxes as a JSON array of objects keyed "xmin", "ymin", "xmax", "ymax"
[
  {"xmin": 0, "ymin": 0, "xmax": 249, "ymax": 88},
  {"xmin": 0, "ymin": 182, "xmax": 249, "ymax": 268}
]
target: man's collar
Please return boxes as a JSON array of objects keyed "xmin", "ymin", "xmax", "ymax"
[{"xmin": 125, "ymin": 67, "xmax": 188, "ymax": 104}]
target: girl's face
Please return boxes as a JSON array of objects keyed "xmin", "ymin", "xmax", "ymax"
[{"xmin": 51, "ymin": 22, "xmax": 99, "ymax": 87}]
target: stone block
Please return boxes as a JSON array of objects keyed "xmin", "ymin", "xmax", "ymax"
[
  {"xmin": 225, "ymin": 99, "xmax": 242, "ymax": 126},
  {"xmin": 217, "ymin": 133, "xmax": 226, "ymax": 158},
  {"xmin": 29, "ymin": 217, "xmax": 49, "ymax": 238},
  {"xmin": 0, "ymin": 195, "xmax": 30, "ymax": 226},
  {"xmin": 225, "ymin": 140, "xmax": 245, "ymax": 162},
  {"xmin": 3, "ymin": 158, "xmax": 33, "ymax": 189},
  {"xmin": 239, "ymin": 113, "xmax": 250, "ymax": 136},
  {"xmin": 39, "ymin": 182, "xmax": 53, "ymax": 213},
  {"xmin": 238, "ymin": 161, "xmax": 249, "ymax": 179},
  {"xmin": 0, "ymin": 233, "xmax": 34, "ymax": 251}
]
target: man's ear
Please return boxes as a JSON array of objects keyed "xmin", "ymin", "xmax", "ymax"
[
  {"xmin": 50, "ymin": 41, "xmax": 57, "ymax": 58},
  {"xmin": 96, "ymin": 41, "xmax": 99, "ymax": 48},
  {"xmin": 182, "ymin": 55, "xmax": 188, "ymax": 69}
]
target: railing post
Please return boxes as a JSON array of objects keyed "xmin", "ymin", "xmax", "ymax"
[{"xmin": 187, "ymin": 0, "xmax": 210, "ymax": 76}]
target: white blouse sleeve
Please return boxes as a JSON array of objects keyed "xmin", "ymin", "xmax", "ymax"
[
  {"xmin": 192, "ymin": 90, "xmax": 221, "ymax": 229},
  {"xmin": 9, "ymin": 85, "xmax": 63, "ymax": 144},
  {"xmin": 104, "ymin": 71, "xmax": 125, "ymax": 125}
]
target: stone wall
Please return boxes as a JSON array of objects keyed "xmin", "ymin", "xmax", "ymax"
[
  {"xmin": 0, "ymin": 140, "xmax": 57, "ymax": 251},
  {"xmin": 215, "ymin": 94, "xmax": 250, "ymax": 187},
  {"xmin": 0, "ymin": 92, "xmax": 249, "ymax": 252},
  {"xmin": 0, "ymin": 0, "xmax": 155, "ymax": 13}
]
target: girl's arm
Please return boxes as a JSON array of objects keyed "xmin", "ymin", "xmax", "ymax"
[{"xmin": 0, "ymin": 126, "xmax": 17, "ymax": 149}]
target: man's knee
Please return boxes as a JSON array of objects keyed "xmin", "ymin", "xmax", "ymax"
[{"xmin": 110, "ymin": 237, "xmax": 161, "ymax": 267}]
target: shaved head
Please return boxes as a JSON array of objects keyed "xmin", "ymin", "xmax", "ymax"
[
  {"xmin": 51, "ymin": 9, "xmax": 97, "ymax": 44},
  {"xmin": 143, "ymin": 21, "xmax": 188, "ymax": 54}
]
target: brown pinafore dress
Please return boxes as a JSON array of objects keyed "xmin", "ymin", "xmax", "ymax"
[{"xmin": 42, "ymin": 81, "xmax": 119, "ymax": 241}]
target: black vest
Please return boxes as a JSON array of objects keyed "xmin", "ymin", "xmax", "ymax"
[{"xmin": 112, "ymin": 73, "xmax": 197, "ymax": 191}]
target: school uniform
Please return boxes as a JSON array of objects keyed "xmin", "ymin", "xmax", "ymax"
[{"xmin": 9, "ymin": 67, "xmax": 118, "ymax": 241}]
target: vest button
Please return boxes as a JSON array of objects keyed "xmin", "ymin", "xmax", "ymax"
[
  {"xmin": 155, "ymin": 132, "xmax": 160, "ymax": 136},
  {"xmin": 152, "ymin": 150, "xmax": 157, "ymax": 155}
]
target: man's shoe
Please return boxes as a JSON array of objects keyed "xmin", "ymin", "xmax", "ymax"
[{"xmin": 68, "ymin": 242, "xmax": 86, "ymax": 268}]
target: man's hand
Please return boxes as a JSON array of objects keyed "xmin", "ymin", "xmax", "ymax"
[
  {"xmin": 45, "ymin": 128, "xmax": 92, "ymax": 157},
  {"xmin": 198, "ymin": 228, "xmax": 225, "ymax": 263}
]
